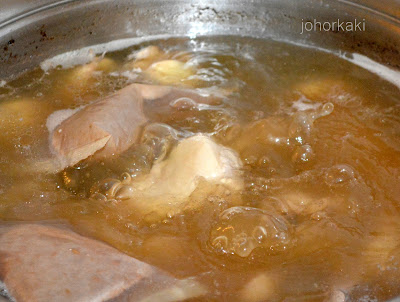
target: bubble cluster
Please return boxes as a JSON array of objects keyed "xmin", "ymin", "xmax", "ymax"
[
  {"xmin": 108, "ymin": 123, "xmax": 181, "ymax": 180},
  {"xmin": 288, "ymin": 112, "xmax": 314, "ymax": 143},
  {"xmin": 292, "ymin": 144, "xmax": 314, "ymax": 165},
  {"xmin": 184, "ymin": 52, "xmax": 237, "ymax": 88},
  {"xmin": 325, "ymin": 164, "xmax": 356, "ymax": 186},
  {"xmin": 90, "ymin": 172, "xmax": 134, "ymax": 201},
  {"xmin": 286, "ymin": 102, "xmax": 334, "ymax": 167},
  {"xmin": 288, "ymin": 102, "xmax": 334, "ymax": 145},
  {"xmin": 140, "ymin": 123, "xmax": 180, "ymax": 163},
  {"xmin": 169, "ymin": 97, "xmax": 198, "ymax": 111},
  {"xmin": 209, "ymin": 206, "xmax": 292, "ymax": 257}
]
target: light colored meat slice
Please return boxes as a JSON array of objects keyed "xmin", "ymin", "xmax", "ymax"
[
  {"xmin": 50, "ymin": 84, "xmax": 148, "ymax": 170},
  {"xmin": 134, "ymin": 134, "xmax": 242, "ymax": 198},
  {"xmin": 48, "ymin": 83, "xmax": 216, "ymax": 171},
  {"xmin": 0, "ymin": 223, "xmax": 206, "ymax": 302},
  {"xmin": 239, "ymin": 273, "xmax": 276, "ymax": 302},
  {"xmin": 112, "ymin": 134, "xmax": 243, "ymax": 222}
]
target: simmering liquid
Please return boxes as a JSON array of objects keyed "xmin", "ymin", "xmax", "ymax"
[{"xmin": 1, "ymin": 36, "xmax": 400, "ymax": 301}]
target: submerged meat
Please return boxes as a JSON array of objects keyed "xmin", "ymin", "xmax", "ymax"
[
  {"xmin": 294, "ymin": 77, "xmax": 356, "ymax": 104},
  {"xmin": 0, "ymin": 223, "xmax": 206, "ymax": 302},
  {"xmin": 126, "ymin": 45, "xmax": 196, "ymax": 87},
  {"xmin": 0, "ymin": 97, "xmax": 55, "ymax": 151},
  {"xmin": 126, "ymin": 45, "xmax": 167, "ymax": 71},
  {"xmin": 239, "ymin": 273, "xmax": 276, "ymax": 302},
  {"xmin": 93, "ymin": 134, "xmax": 243, "ymax": 222},
  {"xmin": 145, "ymin": 59, "xmax": 196, "ymax": 86},
  {"xmin": 65, "ymin": 56, "xmax": 117, "ymax": 89},
  {"xmin": 122, "ymin": 134, "xmax": 242, "ymax": 198},
  {"xmin": 48, "ymin": 84, "xmax": 217, "ymax": 171}
]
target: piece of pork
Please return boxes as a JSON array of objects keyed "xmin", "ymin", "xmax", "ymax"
[
  {"xmin": 239, "ymin": 273, "xmax": 276, "ymax": 302},
  {"xmin": 94, "ymin": 134, "xmax": 243, "ymax": 223},
  {"xmin": 123, "ymin": 134, "xmax": 243, "ymax": 199},
  {"xmin": 47, "ymin": 83, "xmax": 217, "ymax": 171},
  {"xmin": 0, "ymin": 222, "xmax": 207, "ymax": 302}
]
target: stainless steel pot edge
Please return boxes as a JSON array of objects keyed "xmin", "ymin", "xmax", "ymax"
[{"xmin": 0, "ymin": 0, "xmax": 399, "ymax": 80}]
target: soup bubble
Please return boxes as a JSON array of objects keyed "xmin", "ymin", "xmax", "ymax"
[
  {"xmin": 170, "ymin": 97, "xmax": 198, "ymax": 110},
  {"xmin": 114, "ymin": 185, "xmax": 136, "ymax": 200},
  {"xmin": 325, "ymin": 164, "xmax": 356, "ymax": 186},
  {"xmin": 292, "ymin": 144, "xmax": 314, "ymax": 165},
  {"xmin": 90, "ymin": 192, "xmax": 108, "ymax": 202},
  {"xmin": 90, "ymin": 178, "xmax": 121, "ymax": 199},
  {"xmin": 209, "ymin": 206, "xmax": 292, "ymax": 257},
  {"xmin": 140, "ymin": 123, "xmax": 180, "ymax": 162},
  {"xmin": 319, "ymin": 102, "xmax": 334, "ymax": 117},
  {"xmin": 288, "ymin": 113, "xmax": 314, "ymax": 143},
  {"xmin": 288, "ymin": 103, "xmax": 334, "ymax": 144}
]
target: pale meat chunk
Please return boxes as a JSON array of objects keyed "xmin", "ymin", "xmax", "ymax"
[
  {"xmin": 48, "ymin": 84, "xmax": 217, "ymax": 171},
  {"xmin": 131, "ymin": 134, "xmax": 242, "ymax": 198},
  {"xmin": 111, "ymin": 135, "xmax": 243, "ymax": 222},
  {"xmin": 126, "ymin": 45, "xmax": 196, "ymax": 87},
  {"xmin": 239, "ymin": 273, "xmax": 276, "ymax": 302},
  {"xmin": 0, "ymin": 223, "xmax": 206, "ymax": 302},
  {"xmin": 50, "ymin": 84, "xmax": 148, "ymax": 170}
]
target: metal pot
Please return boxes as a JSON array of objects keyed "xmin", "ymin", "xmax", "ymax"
[
  {"xmin": 0, "ymin": 0, "xmax": 399, "ymax": 80},
  {"xmin": 0, "ymin": 1, "xmax": 399, "ymax": 301}
]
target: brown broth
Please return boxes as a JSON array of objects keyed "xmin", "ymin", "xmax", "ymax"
[{"xmin": 1, "ymin": 36, "xmax": 400, "ymax": 301}]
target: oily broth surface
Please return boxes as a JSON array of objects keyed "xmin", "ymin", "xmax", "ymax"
[{"xmin": 0, "ymin": 36, "xmax": 400, "ymax": 301}]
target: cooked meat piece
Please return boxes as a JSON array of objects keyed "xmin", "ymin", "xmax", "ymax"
[
  {"xmin": 145, "ymin": 59, "xmax": 196, "ymax": 86},
  {"xmin": 0, "ymin": 223, "xmax": 207, "ymax": 302},
  {"xmin": 48, "ymin": 84, "xmax": 217, "ymax": 171},
  {"xmin": 239, "ymin": 273, "xmax": 276, "ymax": 302},
  {"xmin": 96, "ymin": 134, "xmax": 243, "ymax": 223}
]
